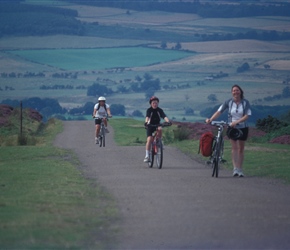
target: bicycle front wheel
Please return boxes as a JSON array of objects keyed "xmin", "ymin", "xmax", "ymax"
[
  {"xmin": 148, "ymin": 146, "xmax": 154, "ymax": 168},
  {"xmin": 102, "ymin": 127, "xmax": 106, "ymax": 147},
  {"xmin": 156, "ymin": 139, "xmax": 163, "ymax": 169},
  {"xmin": 212, "ymin": 140, "xmax": 221, "ymax": 177}
]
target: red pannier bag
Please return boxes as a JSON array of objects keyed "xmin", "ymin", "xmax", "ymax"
[{"xmin": 198, "ymin": 132, "xmax": 214, "ymax": 157}]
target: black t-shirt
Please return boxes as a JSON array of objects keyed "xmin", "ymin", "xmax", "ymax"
[{"xmin": 146, "ymin": 107, "xmax": 166, "ymax": 125}]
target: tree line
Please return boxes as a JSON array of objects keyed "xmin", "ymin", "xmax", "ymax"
[
  {"xmin": 69, "ymin": 0, "xmax": 290, "ymax": 18},
  {"xmin": 1, "ymin": 2, "xmax": 290, "ymax": 42},
  {"xmin": 0, "ymin": 3, "xmax": 84, "ymax": 37}
]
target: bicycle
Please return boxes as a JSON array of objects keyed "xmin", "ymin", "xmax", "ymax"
[
  {"xmin": 93, "ymin": 116, "xmax": 111, "ymax": 147},
  {"xmin": 147, "ymin": 122, "xmax": 172, "ymax": 169},
  {"xmin": 207, "ymin": 120, "xmax": 228, "ymax": 177}
]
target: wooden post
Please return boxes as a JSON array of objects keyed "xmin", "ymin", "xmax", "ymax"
[{"xmin": 20, "ymin": 101, "xmax": 23, "ymax": 136}]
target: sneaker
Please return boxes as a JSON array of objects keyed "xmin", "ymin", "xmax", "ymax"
[
  {"xmin": 105, "ymin": 128, "xmax": 109, "ymax": 133},
  {"xmin": 144, "ymin": 156, "xmax": 149, "ymax": 163},
  {"xmin": 233, "ymin": 168, "xmax": 239, "ymax": 177},
  {"xmin": 95, "ymin": 138, "xmax": 99, "ymax": 144},
  {"xmin": 239, "ymin": 170, "xmax": 244, "ymax": 177}
]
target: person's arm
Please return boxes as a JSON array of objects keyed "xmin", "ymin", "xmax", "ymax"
[
  {"xmin": 164, "ymin": 116, "xmax": 170, "ymax": 123},
  {"xmin": 107, "ymin": 107, "xmax": 112, "ymax": 117},
  {"xmin": 145, "ymin": 108, "xmax": 150, "ymax": 124},
  {"xmin": 93, "ymin": 108, "xmax": 97, "ymax": 117},
  {"xmin": 205, "ymin": 110, "xmax": 222, "ymax": 123},
  {"xmin": 230, "ymin": 114, "xmax": 249, "ymax": 127}
]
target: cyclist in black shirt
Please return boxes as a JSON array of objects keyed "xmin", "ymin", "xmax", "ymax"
[{"xmin": 144, "ymin": 96, "xmax": 170, "ymax": 162}]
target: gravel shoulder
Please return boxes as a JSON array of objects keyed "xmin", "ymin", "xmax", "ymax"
[{"xmin": 54, "ymin": 121, "xmax": 290, "ymax": 250}]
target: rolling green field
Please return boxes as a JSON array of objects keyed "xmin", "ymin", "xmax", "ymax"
[{"xmin": 7, "ymin": 47, "xmax": 193, "ymax": 71}]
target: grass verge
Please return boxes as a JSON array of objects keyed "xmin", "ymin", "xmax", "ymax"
[
  {"xmin": 0, "ymin": 119, "xmax": 118, "ymax": 249},
  {"xmin": 110, "ymin": 118, "xmax": 290, "ymax": 184}
]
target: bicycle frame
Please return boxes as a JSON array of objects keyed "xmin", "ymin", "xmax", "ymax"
[
  {"xmin": 99, "ymin": 119, "xmax": 106, "ymax": 147},
  {"xmin": 94, "ymin": 117, "xmax": 107, "ymax": 147},
  {"xmin": 208, "ymin": 121, "xmax": 228, "ymax": 177},
  {"xmin": 147, "ymin": 122, "xmax": 171, "ymax": 169}
]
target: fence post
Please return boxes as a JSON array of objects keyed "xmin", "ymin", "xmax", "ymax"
[{"xmin": 20, "ymin": 101, "xmax": 23, "ymax": 136}]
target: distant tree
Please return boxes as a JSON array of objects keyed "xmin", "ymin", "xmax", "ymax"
[
  {"xmin": 185, "ymin": 107, "xmax": 194, "ymax": 115},
  {"xmin": 140, "ymin": 78, "xmax": 160, "ymax": 92},
  {"xmin": 132, "ymin": 110, "xmax": 144, "ymax": 117},
  {"xmin": 282, "ymin": 86, "xmax": 290, "ymax": 98},
  {"xmin": 83, "ymin": 102, "xmax": 94, "ymax": 115},
  {"xmin": 207, "ymin": 94, "xmax": 218, "ymax": 102},
  {"xmin": 145, "ymin": 88, "xmax": 155, "ymax": 100},
  {"xmin": 117, "ymin": 85, "xmax": 128, "ymax": 93},
  {"xmin": 135, "ymin": 75, "xmax": 142, "ymax": 82},
  {"xmin": 130, "ymin": 82, "xmax": 140, "ymax": 92},
  {"xmin": 237, "ymin": 62, "xmax": 250, "ymax": 73},
  {"xmin": 87, "ymin": 83, "xmax": 113, "ymax": 97},
  {"xmin": 174, "ymin": 42, "xmax": 182, "ymax": 50},
  {"xmin": 110, "ymin": 104, "xmax": 125, "ymax": 116},
  {"xmin": 143, "ymin": 73, "xmax": 153, "ymax": 81},
  {"xmin": 161, "ymin": 41, "xmax": 167, "ymax": 49}
]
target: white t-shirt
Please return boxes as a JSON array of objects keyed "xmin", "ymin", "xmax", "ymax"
[
  {"xmin": 218, "ymin": 100, "xmax": 251, "ymax": 128},
  {"xmin": 94, "ymin": 103, "xmax": 110, "ymax": 119}
]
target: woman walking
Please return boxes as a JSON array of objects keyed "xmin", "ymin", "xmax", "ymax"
[{"xmin": 206, "ymin": 85, "xmax": 252, "ymax": 177}]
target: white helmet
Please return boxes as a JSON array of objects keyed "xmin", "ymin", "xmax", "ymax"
[{"xmin": 98, "ymin": 96, "xmax": 106, "ymax": 102}]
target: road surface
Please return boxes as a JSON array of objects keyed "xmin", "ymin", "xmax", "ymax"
[{"xmin": 54, "ymin": 121, "xmax": 290, "ymax": 249}]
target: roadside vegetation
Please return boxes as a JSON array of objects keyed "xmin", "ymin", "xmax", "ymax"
[{"xmin": 0, "ymin": 106, "xmax": 118, "ymax": 249}]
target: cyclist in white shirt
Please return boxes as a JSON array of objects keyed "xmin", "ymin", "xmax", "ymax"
[{"xmin": 93, "ymin": 96, "xmax": 112, "ymax": 144}]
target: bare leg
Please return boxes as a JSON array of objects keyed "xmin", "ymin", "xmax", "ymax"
[
  {"xmin": 230, "ymin": 139, "xmax": 239, "ymax": 169},
  {"xmin": 231, "ymin": 139, "xmax": 246, "ymax": 176},
  {"xmin": 146, "ymin": 136, "xmax": 153, "ymax": 151},
  {"xmin": 236, "ymin": 140, "xmax": 245, "ymax": 170},
  {"xmin": 95, "ymin": 124, "xmax": 100, "ymax": 137},
  {"xmin": 104, "ymin": 118, "xmax": 108, "ymax": 127}
]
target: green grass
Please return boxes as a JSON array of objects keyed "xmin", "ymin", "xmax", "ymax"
[
  {"xmin": 0, "ymin": 119, "xmax": 118, "ymax": 249},
  {"xmin": 109, "ymin": 118, "xmax": 146, "ymax": 146},
  {"xmin": 110, "ymin": 118, "xmax": 290, "ymax": 183},
  {"xmin": 7, "ymin": 47, "xmax": 193, "ymax": 71}
]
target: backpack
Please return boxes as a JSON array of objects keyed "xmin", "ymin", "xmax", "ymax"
[
  {"xmin": 198, "ymin": 132, "xmax": 214, "ymax": 157},
  {"xmin": 96, "ymin": 103, "xmax": 107, "ymax": 112}
]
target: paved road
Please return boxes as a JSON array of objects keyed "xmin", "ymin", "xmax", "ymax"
[{"xmin": 54, "ymin": 121, "xmax": 290, "ymax": 250}]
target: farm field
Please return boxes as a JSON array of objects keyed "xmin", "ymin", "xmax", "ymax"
[
  {"xmin": 6, "ymin": 47, "xmax": 193, "ymax": 71},
  {"xmin": 1, "ymin": 3, "xmax": 290, "ymax": 122}
]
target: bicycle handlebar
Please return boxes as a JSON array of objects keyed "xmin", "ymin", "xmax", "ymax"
[
  {"xmin": 93, "ymin": 115, "xmax": 112, "ymax": 119},
  {"xmin": 147, "ymin": 122, "xmax": 172, "ymax": 128},
  {"xmin": 210, "ymin": 120, "xmax": 229, "ymax": 126}
]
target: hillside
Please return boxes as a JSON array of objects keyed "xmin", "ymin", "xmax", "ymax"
[{"xmin": 0, "ymin": 2, "xmax": 290, "ymax": 123}]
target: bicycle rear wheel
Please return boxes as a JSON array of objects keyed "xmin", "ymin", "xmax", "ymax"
[{"xmin": 156, "ymin": 139, "xmax": 163, "ymax": 169}]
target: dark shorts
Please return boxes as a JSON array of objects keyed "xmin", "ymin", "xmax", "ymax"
[
  {"xmin": 228, "ymin": 127, "xmax": 249, "ymax": 141},
  {"xmin": 94, "ymin": 118, "xmax": 102, "ymax": 125},
  {"xmin": 146, "ymin": 126, "xmax": 157, "ymax": 137}
]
